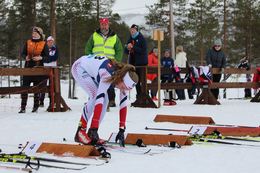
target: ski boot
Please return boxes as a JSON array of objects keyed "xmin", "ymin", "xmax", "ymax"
[{"xmin": 74, "ymin": 127, "xmax": 92, "ymax": 145}]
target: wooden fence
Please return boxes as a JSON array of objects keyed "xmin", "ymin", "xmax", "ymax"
[
  {"xmin": 0, "ymin": 67, "xmax": 70, "ymax": 112},
  {"xmin": 133, "ymin": 66, "xmax": 260, "ymax": 108}
]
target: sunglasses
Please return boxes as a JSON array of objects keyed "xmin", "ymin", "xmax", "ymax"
[{"xmin": 215, "ymin": 45, "xmax": 221, "ymax": 47}]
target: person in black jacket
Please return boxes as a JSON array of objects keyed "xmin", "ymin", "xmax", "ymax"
[
  {"xmin": 206, "ymin": 38, "xmax": 226, "ymax": 99},
  {"xmin": 19, "ymin": 27, "xmax": 49, "ymax": 113},
  {"xmin": 125, "ymin": 24, "xmax": 148, "ymax": 105}
]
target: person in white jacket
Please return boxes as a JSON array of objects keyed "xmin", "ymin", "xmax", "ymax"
[
  {"xmin": 175, "ymin": 45, "xmax": 187, "ymax": 70},
  {"xmin": 175, "ymin": 45, "xmax": 187, "ymax": 100}
]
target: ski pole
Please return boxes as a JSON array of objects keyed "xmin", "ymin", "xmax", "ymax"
[{"xmin": 145, "ymin": 126, "xmax": 189, "ymax": 132}]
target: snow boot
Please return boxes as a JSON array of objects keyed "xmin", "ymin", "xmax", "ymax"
[
  {"xmin": 163, "ymin": 99, "xmax": 177, "ymax": 106},
  {"xmin": 32, "ymin": 106, "xmax": 39, "ymax": 113},
  {"xmin": 18, "ymin": 108, "xmax": 26, "ymax": 113}
]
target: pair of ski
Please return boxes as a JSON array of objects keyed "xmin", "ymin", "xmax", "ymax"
[
  {"xmin": 0, "ymin": 151, "xmax": 106, "ymax": 171},
  {"xmin": 63, "ymin": 137, "xmax": 177, "ymax": 156},
  {"xmin": 106, "ymin": 133, "xmax": 180, "ymax": 155},
  {"xmin": 145, "ymin": 126, "xmax": 260, "ymax": 148}
]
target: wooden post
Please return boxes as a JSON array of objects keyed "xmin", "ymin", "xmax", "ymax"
[
  {"xmin": 54, "ymin": 68, "xmax": 61, "ymax": 111},
  {"xmin": 153, "ymin": 29, "xmax": 164, "ymax": 108}
]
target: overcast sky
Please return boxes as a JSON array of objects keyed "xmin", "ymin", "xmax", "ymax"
[{"xmin": 112, "ymin": 0, "xmax": 159, "ymax": 14}]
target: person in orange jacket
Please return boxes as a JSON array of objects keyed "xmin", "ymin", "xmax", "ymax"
[{"xmin": 146, "ymin": 47, "xmax": 158, "ymax": 100}]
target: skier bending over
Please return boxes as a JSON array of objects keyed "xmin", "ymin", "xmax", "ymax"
[{"xmin": 71, "ymin": 54, "xmax": 138, "ymax": 146}]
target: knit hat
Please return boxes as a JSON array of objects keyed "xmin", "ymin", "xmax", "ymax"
[
  {"xmin": 99, "ymin": 18, "xmax": 109, "ymax": 24},
  {"xmin": 47, "ymin": 36, "xmax": 54, "ymax": 41},
  {"xmin": 123, "ymin": 72, "xmax": 137, "ymax": 90},
  {"xmin": 33, "ymin": 26, "xmax": 45, "ymax": 40},
  {"xmin": 214, "ymin": 39, "xmax": 222, "ymax": 46},
  {"xmin": 130, "ymin": 24, "xmax": 139, "ymax": 31}
]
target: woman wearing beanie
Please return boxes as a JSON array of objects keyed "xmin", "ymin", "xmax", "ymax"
[
  {"xmin": 19, "ymin": 26, "xmax": 49, "ymax": 113},
  {"xmin": 206, "ymin": 38, "xmax": 226, "ymax": 99}
]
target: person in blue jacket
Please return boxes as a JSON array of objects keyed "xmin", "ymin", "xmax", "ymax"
[
  {"xmin": 39, "ymin": 36, "xmax": 59, "ymax": 109},
  {"xmin": 125, "ymin": 24, "xmax": 148, "ymax": 105}
]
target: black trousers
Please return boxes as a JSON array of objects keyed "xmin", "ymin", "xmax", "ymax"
[
  {"xmin": 20, "ymin": 76, "xmax": 46, "ymax": 109},
  {"xmin": 135, "ymin": 67, "xmax": 145, "ymax": 96},
  {"xmin": 149, "ymin": 77, "xmax": 158, "ymax": 98},
  {"xmin": 211, "ymin": 74, "xmax": 222, "ymax": 99}
]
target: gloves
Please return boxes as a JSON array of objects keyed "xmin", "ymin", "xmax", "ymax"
[
  {"xmin": 115, "ymin": 128, "xmax": 125, "ymax": 147},
  {"xmin": 88, "ymin": 128, "xmax": 99, "ymax": 145},
  {"xmin": 32, "ymin": 56, "xmax": 43, "ymax": 61}
]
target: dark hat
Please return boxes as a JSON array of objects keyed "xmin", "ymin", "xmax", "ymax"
[
  {"xmin": 131, "ymin": 24, "xmax": 139, "ymax": 31},
  {"xmin": 164, "ymin": 48, "xmax": 171, "ymax": 53}
]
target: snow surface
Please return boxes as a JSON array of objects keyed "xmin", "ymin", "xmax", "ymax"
[{"xmin": 1, "ymin": 78, "xmax": 260, "ymax": 173}]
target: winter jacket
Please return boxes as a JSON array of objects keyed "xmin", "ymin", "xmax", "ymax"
[
  {"xmin": 252, "ymin": 68, "xmax": 260, "ymax": 89},
  {"xmin": 206, "ymin": 47, "xmax": 226, "ymax": 68},
  {"xmin": 146, "ymin": 52, "xmax": 158, "ymax": 81},
  {"xmin": 161, "ymin": 57, "xmax": 174, "ymax": 81},
  {"xmin": 175, "ymin": 52, "xmax": 187, "ymax": 68},
  {"xmin": 44, "ymin": 44, "xmax": 59, "ymax": 67},
  {"xmin": 21, "ymin": 39, "xmax": 49, "ymax": 68},
  {"xmin": 85, "ymin": 28, "xmax": 123, "ymax": 62},
  {"xmin": 125, "ymin": 32, "xmax": 148, "ymax": 66}
]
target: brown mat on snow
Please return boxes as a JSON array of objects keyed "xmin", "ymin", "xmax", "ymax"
[
  {"xmin": 37, "ymin": 142, "xmax": 100, "ymax": 157},
  {"xmin": 204, "ymin": 126, "xmax": 260, "ymax": 137},
  {"xmin": 125, "ymin": 133, "xmax": 193, "ymax": 146},
  {"xmin": 154, "ymin": 114, "xmax": 215, "ymax": 125}
]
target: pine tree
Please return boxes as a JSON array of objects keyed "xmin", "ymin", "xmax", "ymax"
[
  {"xmin": 186, "ymin": 0, "xmax": 221, "ymax": 65},
  {"xmin": 0, "ymin": 0, "xmax": 7, "ymax": 57},
  {"xmin": 230, "ymin": 0, "xmax": 260, "ymax": 64}
]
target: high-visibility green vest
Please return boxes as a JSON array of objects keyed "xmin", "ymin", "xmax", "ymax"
[{"xmin": 92, "ymin": 32, "xmax": 117, "ymax": 59}]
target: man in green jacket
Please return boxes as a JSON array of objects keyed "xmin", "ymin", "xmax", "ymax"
[{"xmin": 85, "ymin": 18, "xmax": 123, "ymax": 107}]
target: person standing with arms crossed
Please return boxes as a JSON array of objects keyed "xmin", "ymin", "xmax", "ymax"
[
  {"xmin": 206, "ymin": 38, "xmax": 226, "ymax": 99},
  {"xmin": 85, "ymin": 18, "xmax": 123, "ymax": 108},
  {"xmin": 125, "ymin": 24, "xmax": 148, "ymax": 106}
]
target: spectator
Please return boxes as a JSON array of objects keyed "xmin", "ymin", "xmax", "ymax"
[
  {"xmin": 39, "ymin": 36, "xmax": 59, "ymax": 110},
  {"xmin": 244, "ymin": 74, "xmax": 252, "ymax": 98},
  {"xmin": 19, "ymin": 26, "xmax": 49, "ymax": 113},
  {"xmin": 146, "ymin": 47, "xmax": 158, "ymax": 100},
  {"xmin": 72, "ymin": 54, "xmax": 138, "ymax": 146},
  {"xmin": 175, "ymin": 45, "xmax": 187, "ymax": 100},
  {"xmin": 252, "ymin": 67, "xmax": 260, "ymax": 96},
  {"xmin": 125, "ymin": 24, "xmax": 148, "ymax": 106},
  {"xmin": 206, "ymin": 38, "xmax": 226, "ymax": 99},
  {"xmin": 85, "ymin": 18, "xmax": 123, "ymax": 108},
  {"xmin": 161, "ymin": 49, "xmax": 176, "ymax": 105}
]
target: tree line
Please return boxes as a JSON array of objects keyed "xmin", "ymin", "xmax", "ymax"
[
  {"xmin": 0, "ymin": 0, "xmax": 259, "ymax": 66},
  {"xmin": 146, "ymin": 0, "xmax": 260, "ymax": 65}
]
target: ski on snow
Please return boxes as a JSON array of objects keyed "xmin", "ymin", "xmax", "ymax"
[
  {"xmin": 0, "ymin": 165, "xmax": 33, "ymax": 173},
  {"xmin": 0, "ymin": 155, "xmax": 87, "ymax": 171},
  {"xmin": 145, "ymin": 126, "xmax": 260, "ymax": 147}
]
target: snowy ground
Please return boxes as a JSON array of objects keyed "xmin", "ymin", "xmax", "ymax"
[{"xmin": 1, "ymin": 78, "xmax": 260, "ymax": 173}]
